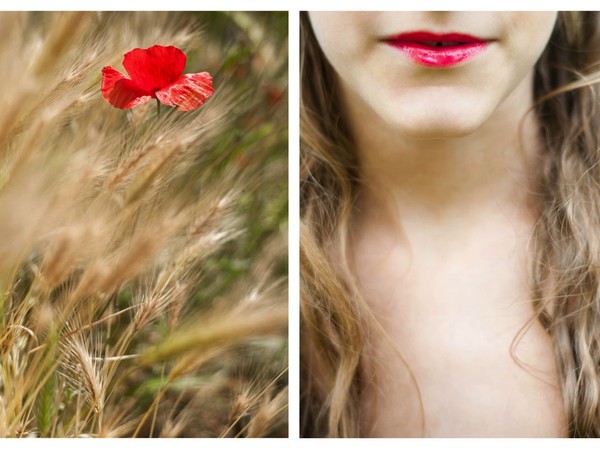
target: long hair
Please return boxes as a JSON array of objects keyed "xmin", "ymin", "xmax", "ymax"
[{"xmin": 300, "ymin": 11, "xmax": 600, "ymax": 437}]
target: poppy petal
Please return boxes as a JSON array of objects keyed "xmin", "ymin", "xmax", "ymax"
[
  {"xmin": 101, "ymin": 66, "xmax": 153, "ymax": 109},
  {"xmin": 122, "ymin": 45, "xmax": 186, "ymax": 93},
  {"xmin": 155, "ymin": 72, "xmax": 214, "ymax": 112}
]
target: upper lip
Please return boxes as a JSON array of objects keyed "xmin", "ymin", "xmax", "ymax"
[{"xmin": 383, "ymin": 31, "xmax": 490, "ymax": 46}]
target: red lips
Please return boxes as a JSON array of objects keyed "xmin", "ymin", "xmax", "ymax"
[{"xmin": 383, "ymin": 32, "xmax": 490, "ymax": 67}]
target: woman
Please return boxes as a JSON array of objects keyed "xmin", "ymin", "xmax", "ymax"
[{"xmin": 300, "ymin": 12, "xmax": 600, "ymax": 437}]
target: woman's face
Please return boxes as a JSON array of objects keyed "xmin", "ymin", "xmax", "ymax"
[{"xmin": 308, "ymin": 12, "xmax": 558, "ymax": 138}]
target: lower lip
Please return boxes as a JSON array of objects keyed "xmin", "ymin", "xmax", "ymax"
[{"xmin": 385, "ymin": 41, "xmax": 489, "ymax": 67}]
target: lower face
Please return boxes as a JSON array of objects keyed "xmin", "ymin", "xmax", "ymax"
[{"xmin": 308, "ymin": 12, "xmax": 558, "ymax": 139}]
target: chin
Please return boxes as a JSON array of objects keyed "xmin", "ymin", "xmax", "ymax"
[
  {"xmin": 390, "ymin": 113, "xmax": 485, "ymax": 140},
  {"xmin": 383, "ymin": 89, "xmax": 493, "ymax": 139},
  {"xmin": 388, "ymin": 103, "xmax": 490, "ymax": 139}
]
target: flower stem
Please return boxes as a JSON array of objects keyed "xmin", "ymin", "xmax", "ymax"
[{"xmin": 156, "ymin": 98, "xmax": 160, "ymax": 119}]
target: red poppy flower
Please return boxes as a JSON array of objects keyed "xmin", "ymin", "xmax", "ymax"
[{"xmin": 101, "ymin": 45, "xmax": 213, "ymax": 111}]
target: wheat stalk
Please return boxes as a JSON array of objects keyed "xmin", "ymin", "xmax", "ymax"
[{"xmin": 0, "ymin": 11, "xmax": 287, "ymax": 438}]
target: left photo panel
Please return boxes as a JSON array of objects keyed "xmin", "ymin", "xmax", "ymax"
[{"xmin": 0, "ymin": 11, "xmax": 288, "ymax": 437}]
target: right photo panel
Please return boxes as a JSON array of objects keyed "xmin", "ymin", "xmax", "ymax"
[{"xmin": 300, "ymin": 11, "xmax": 599, "ymax": 438}]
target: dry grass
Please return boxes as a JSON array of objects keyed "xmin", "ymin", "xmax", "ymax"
[{"xmin": 0, "ymin": 11, "xmax": 288, "ymax": 438}]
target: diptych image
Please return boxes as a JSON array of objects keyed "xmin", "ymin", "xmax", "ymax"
[{"xmin": 3, "ymin": 8, "xmax": 600, "ymax": 442}]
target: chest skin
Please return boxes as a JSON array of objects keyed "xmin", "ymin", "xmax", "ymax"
[{"xmin": 351, "ymin": 212, "xmax": 567, "ymax": 437}]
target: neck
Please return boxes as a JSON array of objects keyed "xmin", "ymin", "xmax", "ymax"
[{"xmin": 343, "ymin": 73, "xmax": 540, "ymax": 228}]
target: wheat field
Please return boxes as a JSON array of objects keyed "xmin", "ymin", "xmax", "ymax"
[{"xmin": 0, "ymin": 11, "xmax": 288, "ymax": 437}]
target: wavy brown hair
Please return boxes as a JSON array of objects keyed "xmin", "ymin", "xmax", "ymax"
[{"xmin": 300, "ymin": 11, "xmax": 600, "ymax": 438}]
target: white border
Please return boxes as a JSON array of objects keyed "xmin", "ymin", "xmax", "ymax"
[
  {"xmin": 3, "ymin": 1, "xmax": 600, "ymax": 11},
  {"xmin": 288, "ymin": 7, "xmax": 300, "ymax": 442}
]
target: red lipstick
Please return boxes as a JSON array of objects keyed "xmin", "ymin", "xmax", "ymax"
[{"xmin": 384, "ymin": 31, "xmax": 489, "ymax": 67}]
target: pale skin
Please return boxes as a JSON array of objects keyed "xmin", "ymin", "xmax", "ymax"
[{"xmin": 309, "ymin": 12, "xmax": 568, "ymax": 437}]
